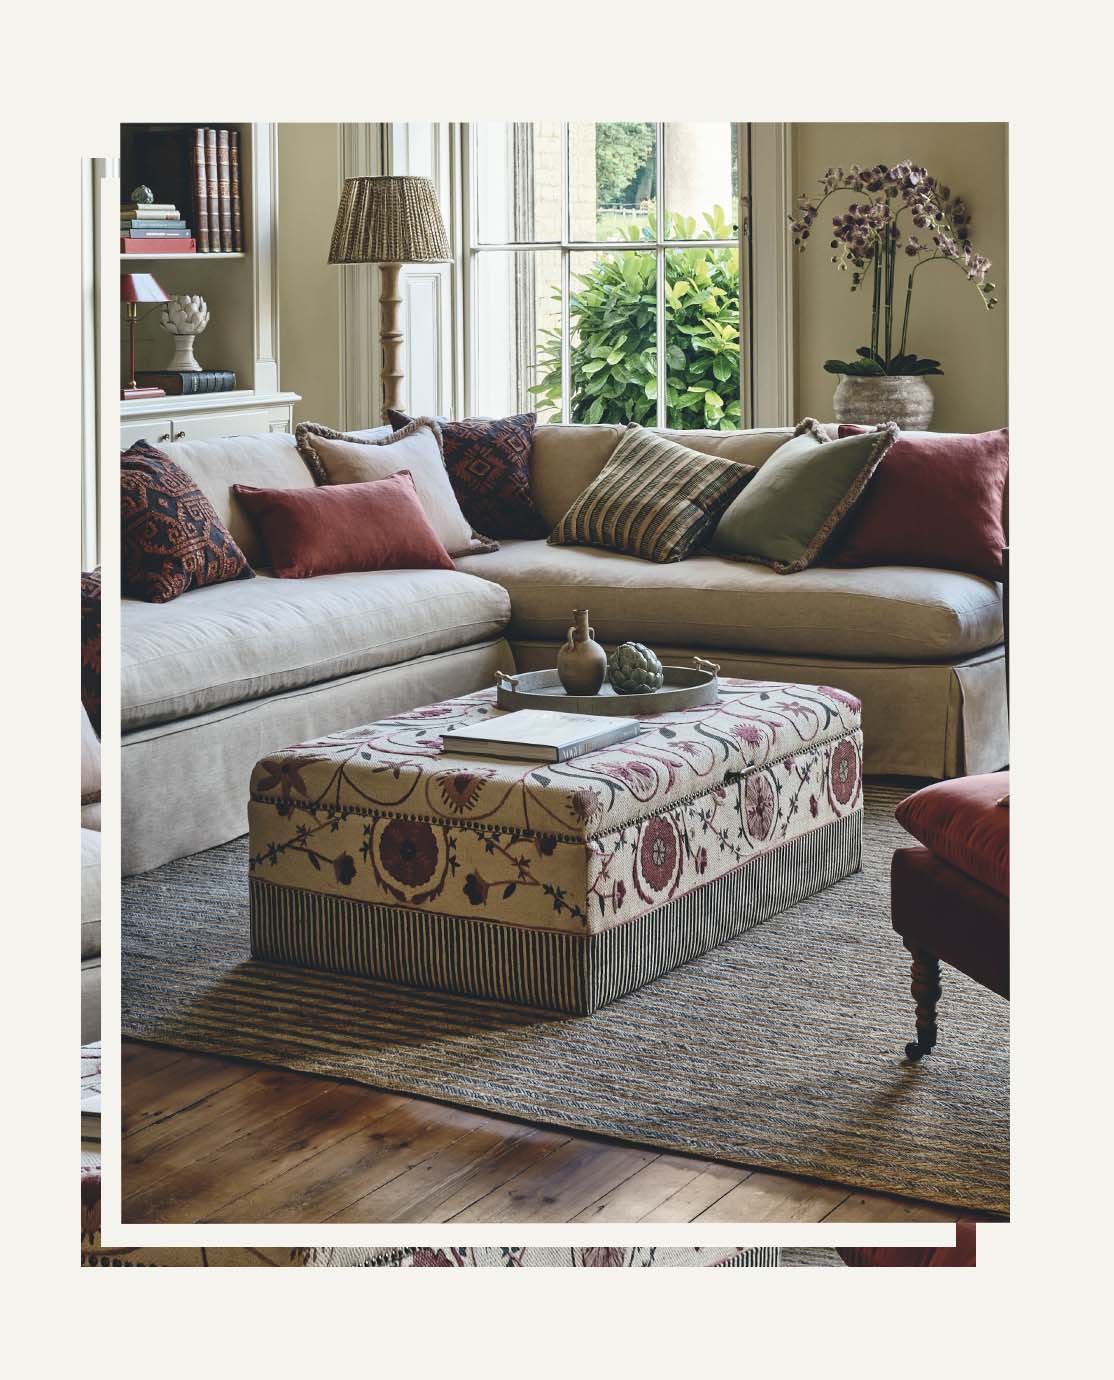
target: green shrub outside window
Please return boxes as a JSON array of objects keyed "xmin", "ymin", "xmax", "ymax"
[{"xmin": 531, "ymin": 207, "xmax": 741, "ymax": 431}]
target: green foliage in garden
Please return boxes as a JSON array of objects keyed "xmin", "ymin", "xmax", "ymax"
[
  {"xmin": 595, "ymin": 123, "xmax": 656, "ymax": 205},
  {"xmin": 531, "ymin": 207, "xmax": 741, "ymax": 430}
]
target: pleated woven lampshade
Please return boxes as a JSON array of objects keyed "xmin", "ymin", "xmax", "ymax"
[{"xmin": 328, "ymin": 175, "xmax": 450, "ymax": 265}]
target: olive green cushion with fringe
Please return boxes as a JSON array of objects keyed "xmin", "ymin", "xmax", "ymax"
[{"xmin": 708, "ymin": 419, "xmax": 898, "ymax": 573}]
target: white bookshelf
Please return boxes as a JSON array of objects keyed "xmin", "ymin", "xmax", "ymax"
[{"xmin": 119, "ymin": 122, "xmax": 299, "ymax": 444}]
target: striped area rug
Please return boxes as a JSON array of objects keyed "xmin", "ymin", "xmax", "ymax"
[{"xmin": 122, "ymin": 784, "xmax": 1009, "ymax": 1213}]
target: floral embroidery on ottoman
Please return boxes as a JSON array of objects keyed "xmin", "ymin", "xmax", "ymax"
[
  {"xmin": 635, "ymin": 816, "xmax": 682, "ymax": 901},
  {"xmin": 332, "ymin": 853, "xmax": 357, "ymax": 885},
  {"xmin": 744, "ymin": 774, "xmax": 776, "ymax": 841},
  {"xmin": 568, "ymin": 787, "xmax": 604, "ymax": 828},
  {"xmin": 378, "ymin": 818, "xmax": 439, "ymax": 888},
  {"xmin": 254, "ymin": 759, "xmax": 310, "ymax": 803},
  {"xmin": 829, "ymin": 739, "xmax": 860, "ymax": 807},
  {"xmin": 434, "ymin": 769, "xmax": 490, "ymax": 815}
]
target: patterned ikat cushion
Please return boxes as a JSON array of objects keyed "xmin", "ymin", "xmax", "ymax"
[
  {"xmin": 388, "ymin": 409, "xmax": 548, "ymax": 540},
  {"xmin": 121, "ymin": 441, "xmax": 254, "ymax": 603}
]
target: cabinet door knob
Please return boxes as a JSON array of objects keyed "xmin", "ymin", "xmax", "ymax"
[
  {"xmin": 157, "ymin": 432, "xmax": 172, "ymax": 442},
  {"xmin": 173, "ymin": 429, "xmax": 187, "ymax": 441}
]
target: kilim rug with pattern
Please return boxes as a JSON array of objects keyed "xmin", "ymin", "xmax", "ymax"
[{"xmin": 122, "ymin": 783, "xmax": 1009, "ymax": 1213}]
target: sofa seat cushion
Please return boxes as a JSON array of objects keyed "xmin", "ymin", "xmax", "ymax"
[
  {"xmin": 454, "ymin": 541, "xmax": 1002, "ymax": 661},
  {"xmin": 122, "ymin": 569, "xmax": 511, "ymax": 731}
]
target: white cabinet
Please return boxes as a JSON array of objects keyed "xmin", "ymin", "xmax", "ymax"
[{"xmin": 120, "ymin": 392, "xmax": 298, "ymax": 450}]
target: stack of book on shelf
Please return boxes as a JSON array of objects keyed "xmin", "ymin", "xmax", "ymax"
[
  {"xmin": 191, "ymin": 127, "xmax": 244, "ymax": 254},
  {"xmin": 120, "ymin": 201, "xmax": 196, "ymax": 254}
]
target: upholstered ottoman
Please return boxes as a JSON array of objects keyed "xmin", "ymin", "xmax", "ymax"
[{"xmin": 247, "ymin": 678, "xmax": 864, "ymax": 1014}]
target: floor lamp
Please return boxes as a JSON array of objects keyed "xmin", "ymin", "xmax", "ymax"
[{"xmin": 328, "ymin": 175, "xmax": 451, "ymax": 422}]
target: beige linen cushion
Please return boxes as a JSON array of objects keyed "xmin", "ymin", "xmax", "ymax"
[
  {"xmin": 157, "ymin": 432, "xmax": 317, "ymax": 568},
  {"xmin": 295, "ymin": 419, "xmax": 496, "ymax": 557},
  {"xmin": 548, "ymin": 425, "xmax": 754, "ymax": 564}
]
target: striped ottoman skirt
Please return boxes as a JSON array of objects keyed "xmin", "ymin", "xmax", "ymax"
[{"xmin": 248, "ymin": 680, "xmax": 864, "ymax": 1015}]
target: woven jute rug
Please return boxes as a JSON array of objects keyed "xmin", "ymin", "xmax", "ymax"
[{"xmin": 122, "ymin": 784, "xmax": 1009, "ymax": 1213}]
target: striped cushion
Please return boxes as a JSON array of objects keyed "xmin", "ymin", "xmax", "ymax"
[{"xmin": 548, "ymin": 424, "xmax": 755, "ymax": 564}]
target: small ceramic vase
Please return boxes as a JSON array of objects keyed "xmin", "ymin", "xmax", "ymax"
[{"xmin": 556, "ymin": 609, "xmax": 607, "ymax": 695}]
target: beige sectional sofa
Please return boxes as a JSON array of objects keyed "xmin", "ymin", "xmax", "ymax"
[{"xmin": 121, "ymin": 421, "xmax": 1007, "ymax": 874}]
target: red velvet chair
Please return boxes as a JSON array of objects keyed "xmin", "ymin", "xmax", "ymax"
[{"xmin": 891, "ymin": 773, "xmax": 1009, "ymax": 1061}]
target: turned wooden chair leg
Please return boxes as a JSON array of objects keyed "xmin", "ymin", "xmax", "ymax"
[{"xmin": 904, "ymin": 947, "xmax": 941, "ymax": 1062}]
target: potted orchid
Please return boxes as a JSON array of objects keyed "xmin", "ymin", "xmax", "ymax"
[{"xmin": 791, "ymin": 161, "xmax": 998, "ymax": 428}]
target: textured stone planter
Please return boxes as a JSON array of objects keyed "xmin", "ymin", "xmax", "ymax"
[{"xmin": 832, "ymin": 375, "xmax": 935, "ymax": 430}]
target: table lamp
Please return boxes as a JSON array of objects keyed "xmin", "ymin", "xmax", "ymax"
[
  {"xmin": 328, "ymin": 176, "xmax": 451, "ymax": 421},
  {"xmin": 121, "ymin": 273, "xmax": 170, "ymax": 400}
]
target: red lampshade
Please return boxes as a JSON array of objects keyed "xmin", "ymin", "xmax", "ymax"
[{"xmin": 121, "ymin": 272, "xmax": 169, "ymax": 304}]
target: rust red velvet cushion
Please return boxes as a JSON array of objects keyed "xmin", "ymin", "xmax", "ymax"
[
  {"xmin": 388, "ymin": 410, "xmax": 548, "ymax": 540},
  {"xmin": 827, "ymin": 426, "xmax": 1008, "ymax": 580},
  {"xmin": 122, "ymin": 441, "xmax": 254, "ymax": 603},
  {"xmin": 232, "ymin": 470, "xmax": 454, "ymax": 578},
  {"xmin": 895, "ymin": 772, "xmax": 1010, "ymax": 897}
]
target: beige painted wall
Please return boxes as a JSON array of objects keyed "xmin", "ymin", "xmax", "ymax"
[
  {"xmin": 792, "ymin": 123, "xmax": 1008, "ymax": 433},
  {"xmin": 278, "ymin": 124, "xmax": 344, "ymax": 427}
]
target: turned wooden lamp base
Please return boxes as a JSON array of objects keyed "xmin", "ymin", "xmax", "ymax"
[{"xmin": 378, "ymin": 261, "xmax": 404, "ymax": 422}]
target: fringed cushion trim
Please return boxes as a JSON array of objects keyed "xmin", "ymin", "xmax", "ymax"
[{"xmin": 726, "ymin": 420, "xmax": 899, "ymax": 574}]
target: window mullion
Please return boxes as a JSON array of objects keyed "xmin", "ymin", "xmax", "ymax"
[{"xmin": 655, "ymin": 123, "xmax": 667, "ymax": 428}]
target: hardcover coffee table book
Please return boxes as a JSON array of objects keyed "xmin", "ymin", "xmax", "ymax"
[
  {"xmin": 247, "ymin": 681, "xmax": 864, "ymax": 1012},
  {"xmin": 440, "ymin": 708, "xmax": 641, "ymax": 762}
]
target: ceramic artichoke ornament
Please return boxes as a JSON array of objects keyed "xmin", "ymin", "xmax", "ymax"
[
  {"xmin": 159, "ymin": 293, "xmax": 210, "ymax": 371},
  {"xmin": 608, "ymin": 641, "xmax": 665, "ymax": 694}
]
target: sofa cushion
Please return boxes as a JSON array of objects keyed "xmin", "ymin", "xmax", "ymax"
[
  {"xmin": 232, "ymin": 472, "xmax": 456, "ymax": 579},
  {"xmin": 81, "ymin": 569, "xmax": 101, "ymax": 735},
  {"xmin": 157, "ymin": 429, "xmax": 388, "ymax": 569},
  {"xmin": 530, "ymin": 423, "xmax": 808, "ymax": 531},
  {"xmin": 895, "ymin": 772, "xmax": 1010, "ymax": 896},
  {"xmin": 81, "ymin": 704, "xmax": 100, "ymax": 807},
  {"xmin": 454, "ymin": 540, "xmax": 1003, "ymax": 661},
  {"xmin": 294, "ymin": 419, "xmax": 496, "ymax": 557},
  {"xmin": 389, "ymin": 409, "xmax": 547, "ymax": 539},
  {"xmin": 548, "ymin": 425, "xmax": 755, "ymax": 563},
  {"xmin": 122, "ymin": 569, "xmax": 511, "ymax": 730},
  {"xmin": 122, "ymin": 442, "xmax": 255, "ymax": 604},
  {"xmin": 708, "ymin": 420, "xmax": 898, "ymax": 573},
  {"xmin": 829, "ymin": 426, "xmax": 1009, "ymax": 580}
]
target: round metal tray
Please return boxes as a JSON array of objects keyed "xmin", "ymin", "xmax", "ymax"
[{"xmin": 494, "ymin": 658, "xmax": 720, "ymax": 717}]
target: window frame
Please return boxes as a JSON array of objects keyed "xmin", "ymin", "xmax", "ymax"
[{"xmin": 460, "ymin": 122, "xmax": 755, "ymax": 429}]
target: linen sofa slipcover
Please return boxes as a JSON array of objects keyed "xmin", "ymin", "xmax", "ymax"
[
  {"xmin": 122, "ymin": 568, "xmax": 511, "ymax": 731},
  {"xmin": 453, "ymin": 542, "xmax": 1002, "ymax": 662}
]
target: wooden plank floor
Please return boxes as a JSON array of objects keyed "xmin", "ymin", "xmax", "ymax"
[{"xmin": 121, "ymin": 1040, "xmax": 1001, "ymax": 1227}]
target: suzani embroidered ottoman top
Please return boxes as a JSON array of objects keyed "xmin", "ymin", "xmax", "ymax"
[{"xmin": 248, "ymin": 678, "xmax": 864, "ymax": 1013}]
